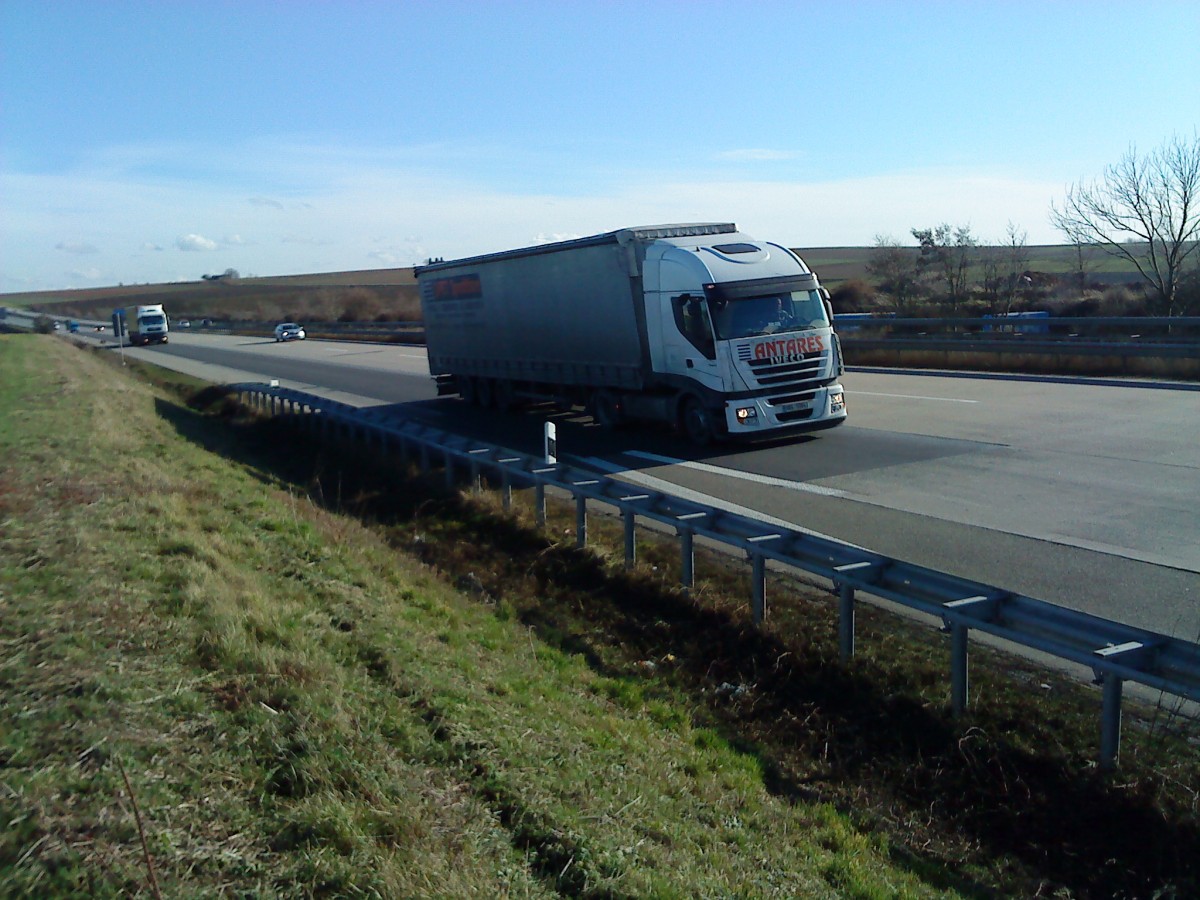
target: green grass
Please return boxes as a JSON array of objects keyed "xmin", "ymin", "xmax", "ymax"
[{"xmin": 2, "ymin": 333, "xmax": 1197, "ymax": 897}]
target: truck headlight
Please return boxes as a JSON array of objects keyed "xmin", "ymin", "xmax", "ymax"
[
  {"xmin": 735, "ymin": 406, "xmax": 757, "ymax": 423},
  {"xmin": 830, "ymin": 391, "xmax": 845, "ymax": 413}
]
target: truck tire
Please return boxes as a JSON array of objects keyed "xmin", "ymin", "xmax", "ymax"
[
  {"xmin": 680, "ymin": 396, "xmax": 716, "ymax": 446},
  {"xmin": 493, "ymin": 379, "xmax": 515, "ymax": 411},
  {"xmin": 591, "ymin": 390, "xmax": 623, "ymax": 428}
]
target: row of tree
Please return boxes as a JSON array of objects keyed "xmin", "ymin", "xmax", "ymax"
[{"xmin": 856, "ymin": 134, "xmax": 1200, "ymax": 317}]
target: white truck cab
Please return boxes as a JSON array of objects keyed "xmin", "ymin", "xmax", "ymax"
[{"xmin": 643, "ymin": 230, "xmax": 845, "ymax": 440}]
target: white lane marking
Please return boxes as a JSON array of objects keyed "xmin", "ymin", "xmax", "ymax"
[
  {"xmin": 326, "ymin": 347, "xmax": 388, "ymax": 357},
  {"xmin": 618, "ymin": 450, "xmax": 847, "ymax": 498},
  {"xmin": 580, "ymin": 456, "xmax": 867, "ymax": 548},
  {"xmin": 854, "ymin": 391, "xmax": 978, "ymax": 403}
]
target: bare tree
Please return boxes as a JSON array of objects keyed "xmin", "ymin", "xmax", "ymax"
[
  {"xmin": 1000, "ymin": 222, "xmax": 1031, "ymax": 314},
  {"xmin": 1066, "ymin": 238, "xmax": 1100, "ymax": 300},
  {"xmin": 865, "ymin": 235, "xmax": 919, "ymax": 314},
  {"xmin": 912, "ymin": 224, "xmax": 977, "ymax": 310},
  {"xmin": 1050, "ymin": 133, "xmax": 1200, "ymax": 315}
]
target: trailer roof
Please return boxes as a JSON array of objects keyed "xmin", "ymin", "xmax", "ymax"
[{"xmin": 415, "ymin": 223, "xmax": 739, "ymax": 274}]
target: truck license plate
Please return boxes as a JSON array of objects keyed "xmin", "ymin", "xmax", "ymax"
[{"xmin": 778, "ymin": 400, "xmax": 813, "ymax": 414}]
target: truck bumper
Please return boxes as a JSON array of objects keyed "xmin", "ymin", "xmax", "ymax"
[{"xmin": 721, "ymin": 383, "xmax": 847, "ymax": 439}]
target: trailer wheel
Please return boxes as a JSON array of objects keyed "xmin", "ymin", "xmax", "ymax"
[
  {"xmin": 591, "ymin": 390, "xmax": 623, "ymax": 428},
  {"xmin": 476, "ymin": 378, "xmax": 494, "ymax": 408},
  {"xmin": 458, "ymin": 376, "xmax": 478, "ymax": 405},
  {"xmin": 680, "ymin": 396, "xmax": 715, "ymax": 446},
  {"xmin": 493, "ymin": 379, "xmax": 515, "ymax": 411}
]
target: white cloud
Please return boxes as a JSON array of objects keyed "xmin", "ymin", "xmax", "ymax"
[
  {"xmin": 2, "ymin": 137, "xmax": 1072, "ymax": 290},
  {"xmin": 176, "ymin": 233, "xmax": 218, "ymax": 251},
  {"xmin": 68, "ymin": 267, "xmax": 103, "ymax": 281},
  {"xmin": 56, "ymin": 240, "xmax": 99, "ymax": 254}
]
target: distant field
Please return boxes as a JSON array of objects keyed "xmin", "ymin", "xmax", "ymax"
[
  {"xmin": 2, "ymin": 245, "xmax": 1145, "ymax": 316},
  {"xmin": 1, "ymin": 267, "xmax": 421, "ymax": 323},
  {"xmin": 798, "ymin": 244, "xmax": 1143, "ymax": 288},
  {"xmin": 2, "ymin": 266, "xmax": 416, "ymax": 308}
]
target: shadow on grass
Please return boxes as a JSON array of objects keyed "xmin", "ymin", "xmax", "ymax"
[{"xmin": 156, "ymin": 391, "xmax": 1200, "ymax": 899}]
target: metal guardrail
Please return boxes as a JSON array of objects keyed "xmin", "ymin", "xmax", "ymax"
[
  {"xmin": 833, "ymin": 315, "xmax": 1200, "ymax": 361},
  {"xmin": 236, "ymin": 382, "xmax": 1200, "ymax": 769},
  {"xmin": 207, "ymin": 316, "xmax": 1200, "ymax": 368}
]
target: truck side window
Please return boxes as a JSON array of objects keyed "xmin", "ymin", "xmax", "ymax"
[{"xmin": 673, "ymin": 295, "xmax": 715, "ymax": 359}]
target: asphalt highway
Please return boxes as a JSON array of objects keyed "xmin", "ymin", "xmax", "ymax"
[{"xmin": 100, "ymin": 330, "xmax": 1200, "ymax": 644}]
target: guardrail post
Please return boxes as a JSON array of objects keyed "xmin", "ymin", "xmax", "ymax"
[
  {"xmin": 750, "ymin": 552, "xmax": 766, "ymax": 624},
  {"xmin": 1092, "ymin": 641, "xmax": 1147, "ymax": 769},
  {"xmin": 623, "ymin": 509, "xmax": 636, "ymax": 569},
  {"xmin": 678, "ymin": 528, "xmax": 694, "ymax": 592},
  {"xmin": 535, "ymin": 482, "xmax": 546, "ymax": 528},
  {"xmin": 498, "ymin": 458, "xmax": 521, "ymax": 509},
  {"xmin": 838, "ymin": 583, "xmax": 855, "ymax": 663},
  {"xmin": 575, "ymin": 495, "xmax": 587, "ymax": 548},
  {"xmin": 951, "ymin": 623, "xmax": 969, "ymax": 715},
  {"xmin": 501, "ymin": 471, "xmax": 513, "ymax": 511},
  {"xmin": 1099, "ymin": 674, "xmax": 1123, "ymax": 770}
]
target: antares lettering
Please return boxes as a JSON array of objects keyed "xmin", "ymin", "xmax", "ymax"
[{"xmin": 753, "ymin": 335, "xmax": 825, "ymax": 361}]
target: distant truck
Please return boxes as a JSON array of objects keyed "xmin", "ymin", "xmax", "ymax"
[
  {"xmin": 116, "ymin": 304, "xmax": 169, "ymax": 346},
  {"xmin": 415, "ymin": 223, "xmax": 846, "ymax": 443}
]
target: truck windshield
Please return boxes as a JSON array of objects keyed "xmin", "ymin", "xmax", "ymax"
[
  {"xmin": 708, "ymin": 289, "xmax": 827, "ymax": 340},
  {"xmin": 140, "ymin": 314, "xmax": 166, "ymax": 326}
]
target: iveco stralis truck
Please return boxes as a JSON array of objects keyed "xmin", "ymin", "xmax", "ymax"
[
  {"xmin": 118, "ymin": 304, "xmax": 170, "ymax": 346},
  {"xmin": 416, "ymin": 223, "xmax": 846, "ymax": 443}
]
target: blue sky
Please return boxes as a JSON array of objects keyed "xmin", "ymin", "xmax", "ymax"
[{"xmin": 2, "ymin": 1, "xmax": 1196, "ymax": 292}]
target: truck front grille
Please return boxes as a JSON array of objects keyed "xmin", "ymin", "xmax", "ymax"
[{"xmin": 737, "ymin": 346, "xmax": 828, "ymax": 421}]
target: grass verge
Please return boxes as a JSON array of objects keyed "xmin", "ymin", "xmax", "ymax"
[{"xmin": 1, "ymin": 333, "xmax": 1197, "ymax": 898}]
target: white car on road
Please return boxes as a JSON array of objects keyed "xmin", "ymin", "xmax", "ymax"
[{"xmin": 274, "ymin": 322, "xmax": 306, "ymax": 342}]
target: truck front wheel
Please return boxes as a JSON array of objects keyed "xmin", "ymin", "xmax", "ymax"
[{"xmin": 680, "ymin": 397, "xmax": 716, "ymax": 446}]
